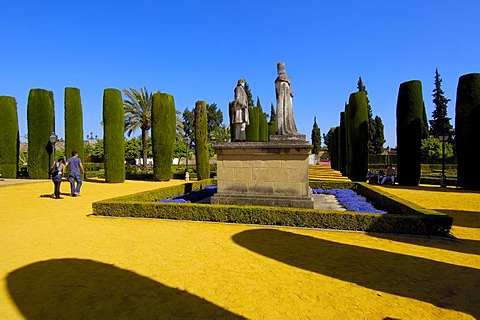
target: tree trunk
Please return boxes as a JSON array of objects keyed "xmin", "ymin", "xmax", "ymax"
[{"xmin": 142, "ymin": 128, "xmax": 148, "ymax": 169}]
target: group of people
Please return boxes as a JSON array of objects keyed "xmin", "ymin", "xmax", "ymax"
[
  {"xmin": 366, "ymin": 165, "xmax": 396, "ymax": 185},
  {"xmin": 50, "ymin": 151, "xmax": 85, "ymax": 199}
]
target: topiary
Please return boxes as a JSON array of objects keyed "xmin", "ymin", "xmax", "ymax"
[
  {"xmin": 103, "ymin": 88, "xmax": 125, "ymax": 183},
  {"xmin": 194, "ymin": 101, "xmax": 210, "ymax": 180},
  {"xmin": 228, "ymin": 101, "xmax": 235, "ymax": 142},
  {"xmin": 455, "ymin": 73, "xmax": 480, "ymax": 189},
  {"xmin": 64, "ymin": 87, "xmax": 84, "ymax": 164},
  {"xmin": 152, "ymin": 92, "xmax": 176, "ymax": 181},
  {"xmin": 0, "ymin": 96, "xmax": 19, "ymax": 178},
  {"xmin": 396, "ymin": 80, "xmax": 423, "ymax": 186},
  {"xmin": 346, "ymin": 92, "xmax": 369, "ymax": 181},
  {"xmin": 27, "ymin": 89, "xmax": 55, "ymax": 179},
  {"xmin": 339, "ymin": 111, "xmax": 347, "ymax": 176},
  {"xmin": 258, "ymin": 111, "xmax": 268, "ymax": 142},
  {"xmin": 246, "ymin": 106, "xmax": 259, "ymax": 141}
]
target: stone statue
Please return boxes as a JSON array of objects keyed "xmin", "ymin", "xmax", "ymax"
[
  {"xmin": 275, "ymin": 62, "xmax": 298, "ymax": 135},
  {"xmin": 233, "ymin": 78, "xmax": 249, "ymax": 141}
]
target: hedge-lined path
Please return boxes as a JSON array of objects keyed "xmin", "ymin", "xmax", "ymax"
[{"xmin": 1, "ymin": 175, "xmax": 479, "ymax": 319}]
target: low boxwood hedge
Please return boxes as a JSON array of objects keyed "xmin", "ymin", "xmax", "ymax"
[{"xmin": 92, "ymin": 179, "xmax": 452, "ymax": 237}]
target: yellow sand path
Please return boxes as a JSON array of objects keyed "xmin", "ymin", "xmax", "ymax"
[{"xmin": 1, "ymin": 171, "xmax": 479, "ymax": 319}]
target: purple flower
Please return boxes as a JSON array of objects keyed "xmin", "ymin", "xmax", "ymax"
[{"xmin": 312, "ymin": 188, "xmax": 386, "ymax": 214}]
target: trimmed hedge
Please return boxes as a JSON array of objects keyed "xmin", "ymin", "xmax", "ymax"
[
  {"xmin": 152, "ymin": 92, "xmax": 176, "ymax": 181},
  {"xmin": 246, "ymin": 106, "xmax": 259, "ymax": 141},
  {"xmin": 103, "ymin": 88, "xmax": 125, "ymax": 183},
  {"xmin": 228, "ymin": 101, "xmax": 235, "ymax": 142},
  {"xmin": 27, "ymin": 89, "xmax": 55, "ymax": 179},
  {"xmin": 92, "ymin": 179, "xmax": 452, "ymax": 237},
  {"xmin": 259, "ymin": 110, "xmax": 269, "ymax": 142},
  {"xmin": 346, "ymin": 92, "xmax": 369, "ymax": 181},
  {"xmin": 455, "ymin": 73, "xmax": 480, "ymax": 189},
  {"xmin": 0, "ymin": 96, "xmax": 19, "ymax": 178},
  {"xmin": 396, "ymin": 80, "xmax": 423, "ymax": 186},
  {"xmin": 64, "ymin": 87, "xmax": 84, "ymax": 164},
  {"xmin": 194, "ymin": 101, "xmax": 210, "ymax": 180},
  {"xmin": 339, "ymin": 111, "xmax": 347, "ymax": 176}
]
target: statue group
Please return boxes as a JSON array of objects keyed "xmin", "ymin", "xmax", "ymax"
[{"xmin": 233, "ymin": 62, "xmax": 298, "ymax": 142}]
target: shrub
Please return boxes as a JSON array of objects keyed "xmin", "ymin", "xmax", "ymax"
[
  {"xmin": 27, "ymin": 89, "xmax": 55, "ymax": 179},
  {"xmin": 339, "ymin": 111, "xmax": 347, "ymax": 176},
  {"xmin": 103, "ymin": 88, "xmax": 125, "ymax": 183},
  {"xmin": 258, "ymin": 110, "xmax": 269, "ymax": 142},
  {"xmin": 246, "ymin": 106, "xmax": 259, "ymax": 141},
  {"xmin": 346, "ymin": 92, "xmax": 368, "ymax": 181},
  {"xmin": 152, "ymin": 92, "xmax": 176, "ymax": 181},
  {"xmin": 0, "ymin": 96, "xmax": 19, "ymax": 178},
  {"xmin": 396, "ymin": 80, "xmax": 423, "ymax": 186},
  {"xmin": 228, "ymin": 102, "xmax": 235, "ymax": 142},
  {"xmin": 455, "ymin": 73, "xmax": 480, "ymax": 189},
  {"xmin": 194, "ymin": 101, "xmax": 210, "ymax": 180},
  {"xmin": 64, "ymin": 87, "xmax": 84, "ymax": 164},
  {"xmin": 92, "ymin": 180, "xmax": 452, "ymax": 237}
]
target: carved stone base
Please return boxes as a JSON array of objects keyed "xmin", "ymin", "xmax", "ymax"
[{"xmin": 211, "ymin": 140, "xmax": 314, "ymax": 209}]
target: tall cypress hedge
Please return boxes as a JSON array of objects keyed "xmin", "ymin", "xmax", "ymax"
[
  {"xmin": 27, "ymin": 89, "xmax": 55, "ymax": 179},
  {"xmin": 228, "ymin": 101, "xmax": 235, "ymax": 142},
  {"xmin": 455, "ymin": 73, "xmax": 480, "ymax": 189},
  {"xmin": 0, "ymin": 96, "xmax": 19, "ymax": 178},
  {"xmin": 346, "ymin": 92, "xmax": 369, "ymax": 181},
  {"xmin": 246, "ymin": 106, "xmax": 259, "ymax": 141},
  {"xmin": 344, "ymin": 104, "xmax": 351, "ymax": 177},
  {"xmin": 103, "ymin": 88, "xmax": 125, "ymax": 183},
  {"xmin": 396, "ymin": 80, "xmax": 423, "ymax": 186},
  {"xmin": 339, "ymin": 111, "xmax": 347, "ymax": 176},
  {"xmin": 258, "ymin": 111, "xmax": 268, "ymax": 142},
  {"xmin": 64, "ymin": 87, "xmax": 84, "ymax": 163},
  {"xmin": 331, "ymin": 126, "xmax": 339, "ymax": 170},
  {"xmin": 152, "ymin": 92, "xmax": 176, "ymax": 181},
  {"xmin": 194, "ymin": 101, "xmax": 210, "ymax": 180}
]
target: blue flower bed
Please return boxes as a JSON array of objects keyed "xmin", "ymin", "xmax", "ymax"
[
  {"xmin": 312, "ymin": 188, "xmax": 386, "ymax": 214},
  {"xmin": 159, "ymin": 185, "xmax": 217, "ymax": 203}
]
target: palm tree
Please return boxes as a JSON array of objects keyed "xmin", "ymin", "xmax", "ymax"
[{"xmin": 123, "ymin": 87, "xmax": 153, "ymax": 168}]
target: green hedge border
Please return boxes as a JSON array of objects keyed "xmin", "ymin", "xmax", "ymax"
[{"xmin": 92, "ymin": 180, "xmax": 452, "ymax": 236}]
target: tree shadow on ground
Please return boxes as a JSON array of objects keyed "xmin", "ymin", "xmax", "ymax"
[
  {"xmin": 6, "ymin": 259, "xmax": 244, "ymax": 320},
  {"xmin": 367, "ymin": 233, "xmax": 480, "ymax": 256},
  {"xmin": 232, "ymin": 229, "xmax": 480, "ymax": 319},
  {"xmin": 435, "ymin": 209, "xmax": 480, "ymax": 229}
]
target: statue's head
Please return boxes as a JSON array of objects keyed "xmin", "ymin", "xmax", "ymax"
[
  {"xmin": 237, "ymin": 78, "xmax": 245, "ymax": 86},
  {"xmin": 277, "ymin": 62, "xmax": 286, "ymax": 74}
]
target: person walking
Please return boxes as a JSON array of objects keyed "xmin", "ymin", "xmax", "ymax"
[
  {"xmin": 66, "ymin": 151, "xmax": 85, "ymax": 197},
  {"xmin": 50, "ymin": 157, "xmax": 66, "ymax": 199}
]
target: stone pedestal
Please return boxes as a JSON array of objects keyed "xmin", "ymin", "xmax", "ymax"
[{"xmin": 211, "ymin": 136, "xmax": 314, "ymax": 208}]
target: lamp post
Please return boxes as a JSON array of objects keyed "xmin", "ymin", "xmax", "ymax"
[
  {"xmin": 49, "ymin": 132, "xmax": 58, "ymax": 177},
  {"xmin": 183, "ymin": 135, "xmax": 191, "ymax": 181},
  {"xmin": 438, "ymin": 133, "xmax": 449, "ymax": 188}
]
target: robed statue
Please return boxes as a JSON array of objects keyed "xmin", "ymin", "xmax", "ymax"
[
  {"xmin": 275, "ymin": 62, "xmax": 298, "ymax": 135},
  {"xmin": 233, "ymin": 78, "xmax": 249, "ymax": 141}
]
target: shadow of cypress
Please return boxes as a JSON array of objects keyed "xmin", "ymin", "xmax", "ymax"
[
  {"xmin": 232, "ymin": 229, "xmax": 480, "ymax": 318},
  {"xmin": 7, "ymin": 258, "xmax": 244, "ymax": 320}
]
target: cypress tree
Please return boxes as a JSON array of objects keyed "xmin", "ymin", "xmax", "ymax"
[
  {"xmin": 331, "ymin": 127, "xmax": 340, "ymax": 170},
  {"xmin": 373, "ymin": 116, "xmax": 385, "ymax": 155},
  {"xmin": 344, "ymin": 103, "xmax": 351, "ymax": 176},
  {"xmin": 357, "ymin": 77, "xmax": 376, "ymax": 154},
  {"xmin": 396, "ymin": 80, "xmax": 423, "ymax": 186},
  {"xmin": 346, "ymin": 92, "xmax": 369, "ymax": 181},
  {"xmin": 27, "ymin": 89, "xmax": 55, "ymax": 179},
  {"xmin": 257, "ymin": 98, "xmax": 268, "ymax": 142},
  {"xmin": 64, "ymin": 87, "xmax": 84, "ymax": 163},
  {"xmin": 194, "ymin": 101, "xmax": 210, "ymax": 180},
  {"xmin": 246, "ymin": 106, "xmax": 259, "ymax": 141},
  {"xmin": 311, "ymin": 117, "xmax": 321, "ymax": 157},
  {"xmin": 228, "ymin": 101, "xmax": 235, "ymax": 142},
  {"xmin": 103, "ymin": 88, "xmax": 125, "ymax": 183},
  {"xmin": 455, "ymin": 73, "xmax": 480, "ymax": 189},
  {"xmin": 267, "ymin": 102, "xmax": 276, "ymax": 138},
  {"xmin": 244, "ymin": 81, "xmax": 254, "ymax": 108},
  {"xmin": 339, "ymin": 111, "xmax": 347, "ymax": 175},
  {"xmin": 430, "ymin": 68, "xmax": 453, "ymax": 137},
  {"xmin": 0, "ymin": 96, "xmax": 19, "ymax": 178},
  {"xmin": 152, "ymin": 92, "xmax": 176, "ymax": 181}
]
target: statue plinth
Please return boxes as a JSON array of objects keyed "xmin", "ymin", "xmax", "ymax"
[{"xmin": 212, "ymin": 139, "xmax": 314, "ymax": 209}]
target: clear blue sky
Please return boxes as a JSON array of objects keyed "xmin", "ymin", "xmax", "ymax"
[{"xmin": 1, "ymin": 0, "xmax": 479, "ymax": 148}]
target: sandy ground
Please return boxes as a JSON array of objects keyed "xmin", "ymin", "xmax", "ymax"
[{"xmin": 1, "ymin": 171, "xmax": 479, "ymax": 319}]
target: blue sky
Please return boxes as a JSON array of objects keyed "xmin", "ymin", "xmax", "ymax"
[{"xmin": 1, "ymin": 0, "xmax": 479, "ymax": 147}]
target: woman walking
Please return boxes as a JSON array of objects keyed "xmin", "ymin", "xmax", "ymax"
[{"xmin": 50, "ymin": 156, "xmax": 66, "ymax": 199}]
